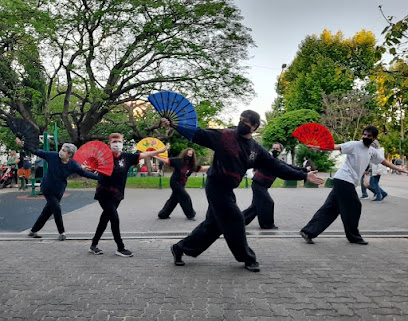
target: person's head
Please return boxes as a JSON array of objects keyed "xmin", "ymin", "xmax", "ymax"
[
  {"xmin": 304, "ymin": 156, "xmax": 309, "ymax": 161},
  {"xmin": 362, "ymin": 126, "xmax": 379, "ymax": 147},
  {"xmin": 179, "ymin": 148, "xmax": 197, "ymax": 168},
  {"xmin": 109, "ymin": 133, "xmax": 124, "ymax": 154},
  {"xmin": 237, "ymin": 110, "xmax": 261, "ymax": 137},
  {"xmin": 59, "ymin": 143, "xmax": 77, "ymax": 160},
  {"xmin": 271, "ymin": 142, "xmax": 284, "ymax": 158},
  {"xmin": 10, "ymin": 150, "xmax": 16, "ymax": 157}
]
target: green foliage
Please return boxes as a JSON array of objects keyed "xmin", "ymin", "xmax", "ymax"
[
  {"xmin": 280, "ymin": 30, "xmax": 380, "ymax": 114},
  {"xmin": 295, "ymin": 144, "xmax": 336, "ymax": 172},
  {"xmin": 262, "ymin": 109, "xmax": 320, "ymax": 151}
]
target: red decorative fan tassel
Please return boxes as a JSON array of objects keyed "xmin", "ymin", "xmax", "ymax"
[
  {"xmin": 73, "ymin": 141, "xmax": 114, "ymax": 176},
  {"xmin": 292, "ymin": 123, "xmax": 334, "ymax": 151}
]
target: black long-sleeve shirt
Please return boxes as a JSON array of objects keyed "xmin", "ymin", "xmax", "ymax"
[
  {"xmin": 192, "ymin": 128, "xmax": 307, "ymax": 188},
  {"xmin": 253, "ymin": 162, "xmax": 307, "ymax": 188}
]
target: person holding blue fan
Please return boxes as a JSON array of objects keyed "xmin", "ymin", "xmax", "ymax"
[{"xmin": 153, "ymin": 92, "xmax": 324, "ymax": 273}]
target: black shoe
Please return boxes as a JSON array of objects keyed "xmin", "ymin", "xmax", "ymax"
[
  {"xmin": 28, "ymin": 231, "xmax": 42, "ymax": 239},
  {"xmin": 271, "ymin": 224, "xmax": 278, "ymax": 229},
  {"xmin": 171, "ymin": 244, "xmax": 185, "ymax": 266},
  {"xmin": 115, "ymin": 249, "xmax": 133, "ymax": 257},
  {"xmin": 58, "ymin": 234, "xmax": 66, "ymax": 241},
  {"xmin": 158, "ymin": 215, "xmax": 170, "ymax": 219},
  {"xmin": 300, "ymin": 231, "xmax": 314, "ymax": 244},
  {"xmin": 187, "ymin": 216, "xmax": 196, "ymax": 221},
  {"xmin": 350, "ymin": 239, "xmax": 368, "ymax": 245},
  {"xmin": 89, "ymin": 245, "xmax": 103, "ymax": 255},
  {"xmin": 245, "ymin": 261, "xmax": 260, "ymax": 272}
]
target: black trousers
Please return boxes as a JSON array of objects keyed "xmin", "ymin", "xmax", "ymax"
[
  {"xmin": 177, "ymin": 177, "xmax": 257, "ymax": 264},
  {"xmin": 158, "ymin": 182, "xmax": 195, "ymax": 219},
  {"xmin": 32, "ymin": 193, "xmax": 64, "ymax": 234},
  {"xmin": 301, "ymin": 178, "xmax": 364, "ymax": 242},
  {"xmin": 242, "ymin": 181, "xmax": 275, "ymax": 229},
  {"xmin": 92, "ymin": 199, "xmax": 125, "ymax": 250}
]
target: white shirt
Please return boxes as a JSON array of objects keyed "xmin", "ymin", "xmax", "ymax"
[
  {"xmin": 334, "ymin": 141, "xmax": 384, "ymax": 186},
  {"xmin": 371, "ymin": 147, "xmax": 387, "ymax": 176}
]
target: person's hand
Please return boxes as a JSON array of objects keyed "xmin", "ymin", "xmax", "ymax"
[
  {"xmin": 306, "ymin": 166, "xmax": 311, "ymax": 172},
  {"xmin": 161, "ymin": 118, "xmax": 171, "ymax": 128},
  {"xmin": 16, "ymin": 138, "xmax": 23, "ymax": 146},
  {"xmin": 398, "ymin": 165, "xmax": 408, "ymax": 174},
  {"xmin": 306, "ymin": 170, "xmax": 325, "ymax": 185},
  {"xmin": 165, "ymin": 143, "xmax": 170, "ymax": 150},
  {"xmin": 81, "ymin": 164, "xmax": 96, "ymax": 173},
  {"xmin": 306, "ymin": 145, "xmax": 320, "ymax": 151}
]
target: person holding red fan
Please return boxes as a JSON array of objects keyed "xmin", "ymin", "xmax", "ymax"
[
  {"xmin": 300, "ymin": 126, "xmax": 408, "ymax": 245},
  {"xmin": 89, "ymin": 133, "xmax": 170, "ymax": 257},
  {"xmin": 16, "ymin": 138, "xmax": 98, "ymax": 241}
]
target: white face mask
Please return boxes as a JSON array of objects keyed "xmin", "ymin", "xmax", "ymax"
[
  {"xmin": 111, "ymin": 142, "xmax": 123, "ymax": 153},
  {"xmin": 59, "ymin": 150, "xmax": 68, "ymax": 159}
]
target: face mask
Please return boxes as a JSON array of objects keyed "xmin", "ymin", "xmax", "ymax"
[
  {"xmin": 59, "ymin": 150, "xmax": 68, "ymax": 159},
  {"xmin": 362, "ymin": 138, "xmax": 373, "ymax": 147},
  {"xmin": 111, "ymin": 142, "xmax": 123, "ymax": 153},
  {"xmin": 237, "ymin": 121, "xmax": 251, "ymax": 136},
  {"xmin": 272, "ymin": 150, "xmax": 280, "ymax": 158}
]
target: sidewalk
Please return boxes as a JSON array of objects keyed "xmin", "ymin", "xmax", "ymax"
[{"xmin": 1, "ymin": 173, "xmax": 408, "ymax": 320}]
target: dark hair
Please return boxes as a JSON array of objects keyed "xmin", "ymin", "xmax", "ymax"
[
  {"xmin": 240, "ymin": 110, "xmax": 260, "ymax": 130},
  {"xmin": 179, "ymin": 148, "xmax": 197, "ymax": 169},
  {"xmin": 362, "ymin": 126, "xmax": 379, "ymax": 138}
]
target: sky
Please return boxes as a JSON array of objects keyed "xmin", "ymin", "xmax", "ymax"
[{"xmin": 232, "ymin": 0, "xmax": 407, "ymax": 122}]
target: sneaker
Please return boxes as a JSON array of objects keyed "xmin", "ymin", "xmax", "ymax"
[
  {"xmin": 360, "ymin": 195, "xmax": 369, "ymax": 200},
  {"xmin": 245, "ymin": 261, "xmax": 260, "ymax": 272},
  {"xmin": 382, "ymin": 193, "xmax": 388, "ymax": 200},
  {"xmin": 187, "ymin": 216, "xmax": 196, "ymax": 221},
  {"xmin": 271, "ymin": 224, "xmax": 279, "ymax": 229},
  {"xmin": 372, "ymin": 198, "xmax": 383, "ymax": 202},
  {"xmin": 115, "ymin": 249, "xmax": 133, "ymax": 257},
  {"xmin": 58, "ymin": 234, "xmax": 66, "ymax": 241},
  {"xmin": 89, "ymin": 245, "xmax": 103, "ymax": 255},
  {"xmin": 28, "ymin": 231, "xmax": 42, "ymax": 238},
  {"xmin": 300, "ymin": 231, "xmax": 314, "ymax": 244},
  {"xmin": 171, "ymin": 244, "xmax": 185, "ymax": 266}
]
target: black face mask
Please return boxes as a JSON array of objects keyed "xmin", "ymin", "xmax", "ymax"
[
  {"xmin": 362, "ymin": 138, "xmax": 373, "ymax": 147},
  {"xmin": 272, "ymin": 150, "xmax": 280, "ymax": 158},
  {"xmin": 237, "ymin": 121, "xmax": 251, "ymax": 136},
  {"xmin": 184, "ymin": 155, "xmax": 193, "ymax": 162}
]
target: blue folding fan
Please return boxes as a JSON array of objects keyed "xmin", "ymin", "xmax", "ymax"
[{"xmin": 148, "ymin": 91, "xmax": 197, "ymax": 141}]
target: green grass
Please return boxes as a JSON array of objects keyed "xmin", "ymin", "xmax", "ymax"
[{"xmin": 67, "ymin": 176, "xmax": 288, "ymax": 189}]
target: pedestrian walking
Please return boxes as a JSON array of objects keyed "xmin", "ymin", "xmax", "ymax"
[{"xmin": 370, "ymin": 140, "xmax": 388, "ymax": 202}]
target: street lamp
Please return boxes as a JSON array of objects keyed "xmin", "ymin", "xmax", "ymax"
[{"xmin": 276, "ymin": 64, "xmax": 287, "ymax": 116}]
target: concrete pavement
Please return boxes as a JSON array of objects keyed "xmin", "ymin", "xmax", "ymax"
[{"xmin": 1, "ymin": 173, "xmax": 408, "ymax": 320}]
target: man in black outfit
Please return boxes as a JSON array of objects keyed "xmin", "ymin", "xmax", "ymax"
[
  {"xmin": 243, "ymin": 142, "xmax": 308, "ymax": 229},
  {"xmin": 89, "ymin": 133, "xmax": 170, "ymax": 257},
  {"xmin": 162, "ymin": 111, "xmax": 324, "ymax": 272}
]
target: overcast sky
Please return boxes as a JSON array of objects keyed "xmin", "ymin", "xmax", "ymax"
[{"xmin": 232, "ymin": 0, "xmax": 407, "ymax": 122}]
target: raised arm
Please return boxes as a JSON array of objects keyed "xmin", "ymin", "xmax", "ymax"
[
  {"xmin": 140, "ymin": 143, "xmax": 170, "ymax": 160},
  {"xmin": 16, "ymin": 137, "xmax": 47, "ymax": 159},
  {"xmin": 153, "ymin": 155, "xmax": 170, "ymax": 166},
  {"xmin": 381, "ymin": 159, "xmax": 408, "ymax": 174}
]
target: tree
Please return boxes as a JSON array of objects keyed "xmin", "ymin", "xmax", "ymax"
[
  {"xmin": 279, "ymin": 29, "xmax": 380, "ymax": 114},
  {"xmin": 262, "ymin": 109, "xmax": 319, "ymax": 164},
  {"xmin": 1, "ymin": 0, "xmax": 255, "ymax": 146},
  {"xmin": 320, "ymin": 90, "xmax": 378, "ymax": 142}
]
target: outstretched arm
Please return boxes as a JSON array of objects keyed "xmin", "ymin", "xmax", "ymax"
[
  {"xmin": 153, "ymin": 156, "xmax": 170, "ymax": 166},
  {"xmin": 139, "ymin": 143, "xmax": 170, "ymax": 160},
  {"xmin": 16, "ymin": 137, "xmax": 47, "ymax": 158},
  {"xmin": 198, "ymin": 165, "xmax": 210, "ymax": 172},
  {"xmin": 382, "ymin": 159, "xmax": 408, "ymax": 174}
]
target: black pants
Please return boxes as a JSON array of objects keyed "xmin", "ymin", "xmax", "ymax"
[
  {"xmin": 242, "ymin": 181, "xmax": 275, "ymax": 229},
  {"xmin": 301, "ymin": 178, "xmax": 364, "ymax": 242},
  {"xmin": 177, "ymin": 177, "xmax": 257, "ymax": 264},
  {"xmin": 92, "ymin": 199, "xmax": 125, "ymax": 251},
  {"xmin": 32, "ymin": 193, "xmax": 64, "ymax": 234},
  {"xmin": 158, "ymin": 182, "xmax": 196, "ymax": 219}
]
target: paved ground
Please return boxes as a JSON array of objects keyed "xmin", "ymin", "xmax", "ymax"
[{"xmin": 1, "ymin": 173, "xmax": 408, "ymax": 320}]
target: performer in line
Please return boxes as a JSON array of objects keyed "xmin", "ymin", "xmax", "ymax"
[
  {"xmin": 162, "ymin": 110, "xmax": 324, "ymax": 272},
  {"xmin": 243, "ymin": 142, "xmax": 308, "ymax": 229},
  {"xmin": 300, "ymin": 126, "xmax": 407, "ymax": 245},
  {"xmin": 154, "ymin": 148, "xmax": 209, "ymax": 221},
  {"xmin": 16, "ymin": 138, "xmax": 98, "ymax": 241},
  {"xmin": 89, "ymin": 133, "xmax": 170, "ymax": 257}
]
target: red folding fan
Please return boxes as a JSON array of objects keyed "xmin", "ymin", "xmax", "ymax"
[
  {"xmin": 292, "ymin": 123, "xmax": 335, "ymax": 151},
  {"xmin": 73, "ymin": 141, "xmax": 114, "ymax": 176}
]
